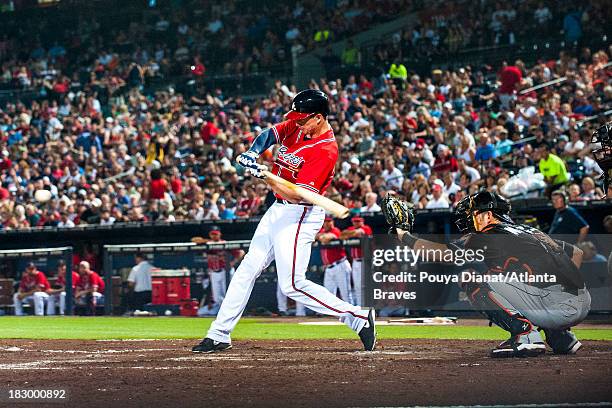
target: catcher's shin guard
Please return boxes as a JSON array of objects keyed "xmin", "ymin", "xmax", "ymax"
[{"xmin": 464, "ymin": 282, "xmax": 545, "ymax": 357}]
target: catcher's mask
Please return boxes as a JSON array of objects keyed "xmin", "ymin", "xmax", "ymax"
[{"xmin": 453, "ymin": 191, "xmax": 512, "ymax": 233}]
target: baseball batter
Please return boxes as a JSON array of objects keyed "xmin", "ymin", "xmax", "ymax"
[{"xmin": 192, "ymin": 89, "xmax": 376, "ymax": 353}]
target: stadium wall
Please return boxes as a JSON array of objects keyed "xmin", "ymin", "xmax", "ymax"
[{"xmin": 0, "ymin": 202, "xmax": 609, "ymax": 251}]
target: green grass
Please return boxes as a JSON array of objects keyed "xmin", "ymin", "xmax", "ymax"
[{"xmin": 1, "ymin": 316, "xmax": 612, "ymax": 341}]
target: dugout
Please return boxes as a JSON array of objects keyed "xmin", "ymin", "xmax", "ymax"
[
  {"xmin": 102, "ymin": 238, "xmax": 362, "ymax": 315},
  {"xmin": 0, "ymin": 247, "xmax": 73, "ymax": 315}
]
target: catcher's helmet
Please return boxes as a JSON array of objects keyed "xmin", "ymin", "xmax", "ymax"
[
  {"xmin": 285, "ymin": 89, "xmax": 329, "ymax": 121},
  {"xmin": 453, "ymin": 191, "xmax": 512, "ymax": 232}
]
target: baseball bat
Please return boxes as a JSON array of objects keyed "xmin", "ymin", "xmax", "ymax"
[{"xmin": 262, "ymin": 170, "xmax": 350, "ymax": 219}]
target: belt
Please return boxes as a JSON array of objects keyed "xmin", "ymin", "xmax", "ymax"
[
  {"xmin": 326, "ymin": 257, "xmax": 347, "ymax": 268},
  {"xmin": 276, "ymin": 199, "xmax": 312, "ymax": 206},
  {"xmin": 353, "ymin": 258, "xmax": 363, "ymax": 262},
  {"xmin": 209, "ymin": 269, "xmax": 224, "ymax": 273}
]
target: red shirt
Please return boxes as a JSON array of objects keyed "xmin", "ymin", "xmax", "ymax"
[
  {"xmin": 56, "ymin": 271, "xmax": 80, "ymax": 290},
  {"xmin": 170, "ymin": 177, "xmax": 182, "ymax": 194},
  {"xmin": 200, "ymin": 122, "xmax": 219, "ymax": 143},
  {"xmin": 499, "ymin": 66, "xmax": 522, "ymax": 94},
  {"xmin": 319, "ymin": 227, "xmax": 346, "ymax": 265},
  {"xmin": 76, "ymin": 271, "xmax": 105, "ymax": 292},
  {"xmin": 271, "ymin": 120, "xmax": 338, "ymax": 198},
  {"xmin": 344, "ymin": 224, "xmax": 373, "ymax": 259},
  {"xmin": 432, "ymin": 155, "xmax": 458, "ymax": 174},
  {"xmin": 150, "ymin": 178, "xmax": 167, "ymax": 199},
  {"xmin": 206, "ymin": 240, "xmax": 242, "ymax": 271},
  {"xmin": 19, "ymin": 271, "xmax": 51, "ymax": 292}
]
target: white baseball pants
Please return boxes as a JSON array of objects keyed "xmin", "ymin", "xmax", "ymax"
[
  {"xmin": 351, "ymin": 259, "xmax": 363, "ymax": 306},
  {"xmin": 13, "ymin": 292, "xmax": 49, "ymax": 316},
  {"xmin": 207, "ymin": 202, "xmax": 369, "ymax": 343},
  {"xmin": 47, "ymin": 291, "xmax": 67, "ymax": 315},
  {"xmin": 210, "ymin": 270, "xmax": 227, "ymax": 305},
  {"xmin": 323, "ymin": 259, "xmax": 352, "ymax": 303}
]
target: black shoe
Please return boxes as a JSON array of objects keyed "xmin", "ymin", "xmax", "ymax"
[
  {"xmin": 358, "ymin": 309, "xmax": 376, "ymax": 351},
  {"xmin": 490, "ymin": 335, "xmax": 545, "ymax": 358},
  {"xmin": 543, "ymin": 329, "xmax": 582, "ymax": 354},
  {"xmin": 191, "ymin": 337, "xmax": 232, "ymax": 353}
]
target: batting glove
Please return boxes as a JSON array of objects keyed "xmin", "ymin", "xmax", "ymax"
[
  {"xmin": 245, "ymin": 164, "xmax": 267, "ymax": 179},
  {"xmin": 236, "ymin": 151, "xmax": 259, "ymax": 169}
]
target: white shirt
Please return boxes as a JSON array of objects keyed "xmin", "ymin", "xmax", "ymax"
[
  {"xmin": 382, "ymin": 167, "xmax": 404, "ymax": 190},
  {"xmin": 128, "ymin": 261, "xmax": 153, "ymax": 292},
  {"xmin": 426, "ymin": 196, "xmax": 450, "ymax": 209},
  {"xmin": 57, "ymin": 219, "xmax": 75, "ymax": 228},
  {"xmin": 360, "ymin": 203, "xmax": 381, "ymax": 213},
  {"xmin": 443, "ymin": 182, "xmax": 461, "ymax": 197},
  {"xmin": 100, "ymin": 217, "xmax": 116, "ymax": 225}
]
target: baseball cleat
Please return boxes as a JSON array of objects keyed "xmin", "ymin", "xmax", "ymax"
[
  {"xmin": 543, "ymin": 328, "xmax": 582, "ymax": 354},
  {"xmin": 490, "ymin": 336, "xmax": 546, "ymax": 358},
  {"xmin": 358, "ymin": 309, "xmax": 377, "ymax": 351},
  {"xmin": 191, "ymin": 338, "xmax": 232, "ymax": 353}
]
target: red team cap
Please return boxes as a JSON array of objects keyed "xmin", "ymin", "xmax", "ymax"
[
  {"xmin": 285, "ymin": 89, "xmax": 330, "ymax": 121},
  {"xmin": 351, "ymin": 216, "xmax": 364, "ymax": 222},
  {"xmin": 324, "ymin": 216, "xmax": 333, "ymax": 222}
]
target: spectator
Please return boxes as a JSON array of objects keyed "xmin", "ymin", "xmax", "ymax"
[
  {"xmin": 577, "ymin": 241, "xmax": 607, "ymax": 263},
  {"xmin": 13, "ymin": 262, "xmax": 51, "ymax": 316},
  {"xmin": 382, "ymin": 158, "xmax": 404, "ymax": 191},
  {"xmin": 426, "ymin": 183, "xmax": 450, "ymax": 209},
  {"xmin": 580, "ymin": 177, "xmax": 603, "ymax": 200},
  {"xmin": 360, "ymin": 192, "xmax": 381, "ymax": 213},
  {"xmin": 341, "ymin": 40, "xmax": 359, "ymax": 66},
  {"xmin": 498, "ymin": 61, "xmax": 523, "ymax": 109},
  {"xmin": 549, "ymin": 190, "xmax": 589, "ymax": 243},
  {"xmin": 538, "ymin": 143, "xmax": 570, "ymax": 194}
]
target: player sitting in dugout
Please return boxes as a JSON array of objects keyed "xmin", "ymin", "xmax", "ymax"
[
  {"xmin": 74, "ymin": 261, "xmax": 105, "ymax": 314},
  {"xmin": 387, "ymin": 191, "xmax": 590, "ymax": 358}
]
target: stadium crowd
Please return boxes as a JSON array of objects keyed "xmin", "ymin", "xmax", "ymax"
[
  {"xmin": 0, "ymin": 0, "xmax": 411, "ymax": 92},
  {"xmin": 0, "ymin": 40, "xmax": 609, "ymax": 231},
  {"xmin": 370, "ymin": 0, "xmax": 609, "ymax": 63}
]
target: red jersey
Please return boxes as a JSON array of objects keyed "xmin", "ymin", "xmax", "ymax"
[
  {"xmin": 56, "ymin": 271, "xmax": 80, "ymax": 290},
  {"xmin": 206, "ymin": 240, "xmax": 242, "ymax": 271},
  {"xmin": 271, "ymin": 120, "xmax": 338, "ymax": 198},
  {"xmin": 499, "ymin": 66, "xmax": 522, "ymax": 94},
  {"xmin": 150, "ymin": 178, "xmax": 167, "ymax": 199},
  {"xmin": 318, "ymin": 227, "xmax": 346, "ymax": 266},
  {"xmin": 76, "ymin": 271, "xmax": 105, "ymax": 292},
  {"xmin": 19, "ymin": 271, "xmax": 51, "ymax": 292},
  {"xmin": 344, "ymin": 224, "xmax": 373, "ymax": 259}
]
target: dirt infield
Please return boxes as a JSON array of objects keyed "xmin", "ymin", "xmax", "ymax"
[{"xmin": 1, "ymin": 338, "xmax": 612, "ymax": 408}]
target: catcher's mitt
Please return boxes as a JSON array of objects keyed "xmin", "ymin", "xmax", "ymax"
[{"xmin": 381, "ymin": 195, "xmax": 415, "ymax": 233}]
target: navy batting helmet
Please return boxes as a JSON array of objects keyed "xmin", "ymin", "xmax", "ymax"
[{"xmin": 285, "ymin": 89, "xmax": 329, "ymax": 120}]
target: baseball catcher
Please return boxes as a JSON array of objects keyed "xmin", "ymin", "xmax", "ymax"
[{"xmin": 384, "ymin": 191, "xmax": 591, "ymax": 358}]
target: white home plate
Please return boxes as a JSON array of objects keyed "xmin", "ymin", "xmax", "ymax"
[{"xmin": 0, "ymin": 346, "xmax": 24, "ymax": 352}]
